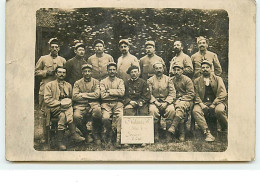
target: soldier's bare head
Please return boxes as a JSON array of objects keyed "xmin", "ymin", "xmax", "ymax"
[
  {"xmin": 173, "ymin": 41, "xmax": 183, "ymax": 54},
  {"xmin": 153, "ymin": 62, "xmax": 164, "ymax": 77},
  {"xmin": 55, "ymin": 66, "xmax": 66, "ymax": 81}
]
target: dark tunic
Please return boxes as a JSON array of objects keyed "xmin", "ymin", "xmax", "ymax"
[
  {"xmin": 65, "ymin": 56, "xmax": 87, "ymax": 86},
  {"xmin": 123, "ymin": 78, "xmax": 151, "ymax": 106}
]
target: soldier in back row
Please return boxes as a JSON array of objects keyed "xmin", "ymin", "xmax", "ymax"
[
  {"xmin": 87, "ymin": 39, "xmax": 114, "ymax": 81},
  {"xmin": 117, "ymin": 39, "xmax": 140, "ymax": 82}
]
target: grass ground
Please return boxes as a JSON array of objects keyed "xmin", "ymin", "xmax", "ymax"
[{"xmin": 34, "ymin": 107, "xmax": 227, "ymax": 152}]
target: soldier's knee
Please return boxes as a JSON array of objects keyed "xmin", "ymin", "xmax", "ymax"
[
  {"xmin": 149, "ymin": 105, "xmax": 158, "ymax": 114},
  {"xmin": 92, "ymin": 109, "xmax": 102, "ymax": 119},
  {"xmin": 73, "ymin": 111, "xmax": 82, "ymax": 121},
  {"xmin": 215, "ymin": 106, "xmax": 225, "ymax": 115}
]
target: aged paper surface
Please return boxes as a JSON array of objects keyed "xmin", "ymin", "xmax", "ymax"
[{"xmin": 6, "ymin": 0, "xmax": 255, "ymax": 161}]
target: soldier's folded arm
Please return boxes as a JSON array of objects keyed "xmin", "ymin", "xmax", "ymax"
[
  {"xmin": 109, "ymin": 80, "xmax": 125, "ymax": 97},
  {"xmin": 44, "ymin": 83, "xmax": 61, "ymax": 107},
  {"xmin": 100, "ymin": 81, "xmax": 109, "ymax": 99},
  {"xmin": 72, "ymin": 82, "xmax": 85, "ymax": 101},
  {"xmin": 35, "ymin": 57, "xmax": 48, "ymax": 78}
]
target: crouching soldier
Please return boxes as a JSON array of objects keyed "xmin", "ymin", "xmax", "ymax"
[
  {"xmin": 123, "ymin": 65, "xmax": 151, "ymax": 116},
  {"xmin": 167, "ymin": 63, "xmax": 195, "ymax": 142},
  {"xmin": 147, "ymin": 62, "xmax": 176, "ymax": 142},
  {"xmin": 72, "ymin": 64, "xmax": 102, "ymax": 145},
  {"xmin": 192, "ymin": 60, "xmax": 228, "ymax": 142},
  {"xmin": 100, "ymin": 62, "xmax": 125, "ymax": 148},
  {"xmin": 44, "ymin": 66, "xmax": 85, "ymax": 151}
]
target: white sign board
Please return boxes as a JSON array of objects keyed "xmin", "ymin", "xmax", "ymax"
[{"xmin": 121, "ymin": 116, "xmax": 154, "ymax": 144}]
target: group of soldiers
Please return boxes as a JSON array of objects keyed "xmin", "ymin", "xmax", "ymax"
[{"xmin": 35, "ymin": 36, "xmax": 228, "ymax": 150}]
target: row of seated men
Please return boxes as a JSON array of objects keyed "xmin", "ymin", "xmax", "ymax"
[{"xmin": 35, "ymin": 37, "xmax": 228, "ymax": 150}]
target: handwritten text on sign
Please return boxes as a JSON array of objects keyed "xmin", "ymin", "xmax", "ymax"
[{"xmin": 121, "ymin": 116, "xmax": 154, "ymax": 144}]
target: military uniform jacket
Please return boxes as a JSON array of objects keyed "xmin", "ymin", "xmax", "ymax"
[
  {"xmin": 117, "ymin": 53, "xmax": 140, "ymax": 82},
  {"xmin": 171, "ymin": 75, "xmax": 195, "ymax": 102},
  {"xmin": 191, "ymin": 50, "xmax": 222, "ymax": 79},
  {"xmin": 139, "ymin": 54, "xmax": 166, "ymax": 80},
  {"xmin": 65, "ymin": 56, "xmax": 87, "ymax": 86},
  {"xmin": 72, "ymin": 78, "xmax": 100, "ymax": 107},
  {"xmin": 100, "ymin": 77, "xmax": 125, "ymax": 101},
  {"xmin": 194, "ymin": 74, "xmax": 227, "ymax": 106},
  {"xmin": 35, "ymin": 54, "xmax": 66, "ymax": 95},
  {"xmin": 123, "ymin": 78, "xmax": 151, "ymax": 106},
  {"xmin": 87, "ymin": 53, "xmax": 114, "ymax": 80},
  {"xmin": 169, "ymin": 51, "xmax": 193, "ymax": 78},
  {"xmin": 44, "ymin": 80, "xmax": 72, "ymax": 108},
  {"xmin": 147, "ymin": 74, "xmax": 176, "ymax": 104}
]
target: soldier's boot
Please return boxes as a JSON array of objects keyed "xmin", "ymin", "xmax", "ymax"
[
  {"xmin": 57, "ymin": 130, "xmax": 66, "ymax": 151},
  {"xmin": 204, "ymin": 129, "xmax": 215, "ymax": 142},
  {"xmin": 68, "ymin": 123, "xmax": 85, "ymax": 143},
  {"xmin": 92, "ymin": 119, "xmax": 102, "ymax": 145},
  {"xmin": 168, "ymin": 116, "xmax": 182, "ymax": 135},
  {"xmin": 154, "ymin": 121, "xmax": 160, "ymax": 143},
  {"xmin": 115, "ymin": 131, "xmax": 122, "ymax": 148},
  {"xmin": 165, "ymin": 120, "xmax": 173, "ymax": 143},
  {"xmin": 178, "ymin": 121, "xmax": 185, "ymax": 142}
]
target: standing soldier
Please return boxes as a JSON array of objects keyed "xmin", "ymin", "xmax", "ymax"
[
  {"xmin": 167, "ymin": 63, "xmax": 195, "ymax": 142},
  {"xmin": 65, "ymin": 43, "xmax": 87, "ymax": 87},
  {"xmin": 191, "ymin": 36, "xmax": 222, "ymax": 79},
  {"xmin": 35, "ymin": 38, "xmax": 66, "ymax": 143},
  {"xmin": 169, "ymin": 41, "xmax": 193, "ymax": 78},
  {"xmin": 192, "ymin": 60, "xmax": 228, "ymax": 142},
  {"xmin": 147, "ymin": 63, "xmax": 176, "ymax": 142},
  {"xmin": 72, "ymin": 64, "xmax": 102, "ymax": 145},
  {"xmin": 117, "ymin": 39, "xmax": 140, "ymax": 82},
  {"xmin": 123, "ymin": 65, "xmax": 151, "ymax": 116},
  {"xmin": 87, "ymin": 39, "xmax": 114, "ymax": 81},
  {"xmin": 100, "ymin": 62, "xmax": 125, "ymax": 148},
  {"xmin": 44, "ymin": 66, "xmax": 85, "ymax": 150},
  {"xmin": 140, "ymin": 41, "xmax": 167, "ymax": 81}
]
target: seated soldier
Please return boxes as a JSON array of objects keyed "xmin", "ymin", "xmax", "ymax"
[
  {"xmin": 147, "ymin": 62, "xmax": 176, "ymax": 142},
  {"xmin": 167, "ymin": 63, "xmax": 195, "ymax": 142},
  {"xmin": 44, "ymin": 66, "xmax": 85, "ymax": 151},
  {"xmin": 123, "ymin": 65, "xmax": 151, "ymax": 116},
  {"xmin": 192, "ymin": 60, "xmax": 228, "ymax": 142},
  {"xmin": 72, "ymin": 64, "xmax": 102, "ymax": 145},
  {"xmin": 100, "ymin": 62, "xmax": 125, "ymax": 148}
]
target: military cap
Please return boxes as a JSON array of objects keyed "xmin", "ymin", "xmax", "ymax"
[
  {"xmin": 153, "ymin": 62, "xmax": 164, "ymax": 68},
  {"xmin": 172, "ymin": 63, "xmax": 184, "ymax": 69},
  {"xmin": 75, "ymin": 43, "xmax": 85, "ymax": 50},
  {"xmin": 197, "ymin": 36, "xmax": 208, "ymax": 43},
  {"xmin": 107, "ymin": 62, "xmax": 117, "ymax": 69},
  {"xmin": 93, "ymin": 39, "xmax": 105, "ymax": 47},
  {"xmin": 201, "ymin": 60, "xmax": 212, "ymax": 67},
  {"xmin": 81, "ymin": 63, "xmax": 93, "ymax": 70},
  {"xmin": 48, "ymin": 38, "xmax": 59, "ymax": 45},
  {"xmin": 127, "ymin": 65, "xmax": 139, "ymax": 74},
  {"xmin": 119, "ymin": 39, "xmax": 129, "ymax": 46},
  {"xmin": 145, "ymin": 41, "xmax": 155, "ymax": 47}
]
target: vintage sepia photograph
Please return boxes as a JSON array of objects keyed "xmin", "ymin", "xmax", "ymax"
[{"xmin": 34, "ymin": 8, "xmax": 229, "ymax": 152}]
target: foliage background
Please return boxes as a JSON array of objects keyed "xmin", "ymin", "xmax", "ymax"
[{"xmin": 36, "ymin": 8, "xmax": 229, "ymax": 73}]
